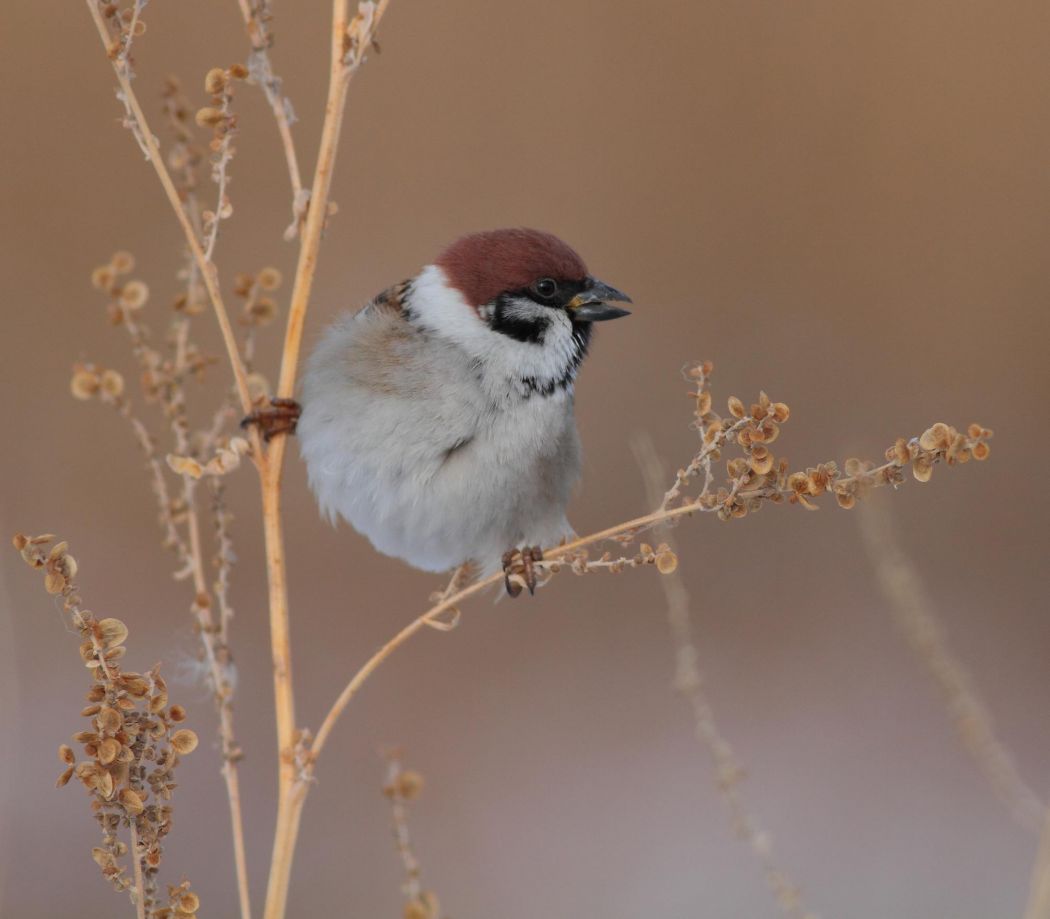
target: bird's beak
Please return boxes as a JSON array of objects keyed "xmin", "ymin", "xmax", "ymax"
[{"xmin": 566, "ymin": 278, "xmax": 632, "ymax": 321}]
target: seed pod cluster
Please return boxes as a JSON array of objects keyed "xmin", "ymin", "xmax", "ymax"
[{"xmin": 14, "ymin": 534, "xmax": 200, "ymax": 917}]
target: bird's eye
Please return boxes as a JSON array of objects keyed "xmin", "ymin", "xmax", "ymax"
[{"xmin": 532, "ymin": 278, "xmax": 558, "ymax": 299}]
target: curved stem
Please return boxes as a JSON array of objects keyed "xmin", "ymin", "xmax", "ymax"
[
  {"xmin": 85, "ymin": 0, "xmax": 254, "ymax": 418},
  {"xmin": 310, "ymin": 500, "xmax": 706, "ymax": 760}
]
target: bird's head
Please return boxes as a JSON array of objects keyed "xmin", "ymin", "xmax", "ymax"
[{"xmin": 408, "ymin": 228, "xmax": 631, "ymax": 396}]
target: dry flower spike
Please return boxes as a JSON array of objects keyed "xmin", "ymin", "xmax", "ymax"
[{"xmin": 14, "ymin": 533, "xmax": 199, "ymax": 918}]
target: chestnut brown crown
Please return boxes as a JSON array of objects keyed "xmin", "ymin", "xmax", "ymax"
[{"xmin": 434, "ymin": 228, "xmax": 589, "ymax": 309}]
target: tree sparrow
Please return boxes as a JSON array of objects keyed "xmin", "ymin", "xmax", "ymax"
[{"xmin": 254, "ymin": 228, "xmax": 631, "ymax": 593}]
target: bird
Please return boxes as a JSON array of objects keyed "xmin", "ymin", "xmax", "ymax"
[{"xmin": 247, "ymin": 228, "xmax": 631, "ymax": 594}]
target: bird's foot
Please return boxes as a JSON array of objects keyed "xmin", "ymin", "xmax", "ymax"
[
  {"xmin": 502, "ymin": 546, "xmax": 543, "ymax": 598},
  {"xmin": 241, "ymin": 398, "xmax": 302, "ymax": 442}
]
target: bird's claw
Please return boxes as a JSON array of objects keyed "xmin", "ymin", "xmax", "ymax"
[
  {"xmin": 241, "ymin": 398, "xmax": 302, "ymax": 442},
  {"xmin": 502, "ymin": 546, "xmax": 543, "ymax": 598}
]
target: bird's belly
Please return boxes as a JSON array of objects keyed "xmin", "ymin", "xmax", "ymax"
[{"xmin": 301, "ymin": 396, "xmax": 577, "ymax": 572}]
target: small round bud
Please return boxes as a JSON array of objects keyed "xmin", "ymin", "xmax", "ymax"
[
  {"xmin": 71, "ymin": 370, "xmax": 100, "ymax": 400},
  {"xmin": 118, "ymin": 280, "xmax": 149, "ymax": 309},
  {"xmin": 257, "ymin": 266, "xmax": 283, "ymax": 290},
  {"xmin": 195, "ymin": 106, "xmax": 225, "ymax": 128},
  {"xmin": 204, "ymin": 67, "xmax": 227, "ymax": 95}
]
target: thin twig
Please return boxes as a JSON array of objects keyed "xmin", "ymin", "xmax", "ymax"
[
  {"xmin": 85, "ymin": 0, "xmax": 255, "ymax": 419},
  {"xmin": 235, "ymin": 0, "xmax": 305, "ymax": 219},
  {"xmin": 858, "ymin": 501, "xmax": 1045, "ymax": 832},
  {"xmin": 635, "ymin": 434, "xmax": 818, "ymax": 919}
]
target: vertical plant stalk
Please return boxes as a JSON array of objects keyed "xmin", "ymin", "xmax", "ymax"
[
  {"xmin": 129, "ymin": 822, "xmax": 147, "ymax": 919},
  {"xmin": 261, "ymin": 5, "xmax": 390, "ymax": 918},
  {"xmin": 184, "ymin": 478, "xmax": 253, "ymax": 919}
]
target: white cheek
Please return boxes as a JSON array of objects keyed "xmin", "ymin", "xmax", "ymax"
[{"xmin": 410, "ymin": 265, "xmax": 579, "ymax": 388}]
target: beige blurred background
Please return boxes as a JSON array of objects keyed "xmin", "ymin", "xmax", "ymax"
[{"xmin": 3, "ymin": 1, "xmax": 1049, "ymax": 917}]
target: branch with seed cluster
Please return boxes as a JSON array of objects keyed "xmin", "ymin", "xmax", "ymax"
[
  {"xmin": 75, "ymin": 247, "xmax": 258, "ymax": 919},
  {"xmin": 85, "ymin": 0, "xmax": 255, "ymax": 417},
  {"xmin": 381, "ymin": 753, "xmax": 444, "ymax": 919},
  {"xmin": 196, "ymin": 65, "xmax": 250, "ymax": 261},
  {"xmin": 14, "ymin": 534, "xmax": 201, "ymax": 919},
  {"xmin": 309, "ymin": 360, "xmax": 993, "ymax": 764}
]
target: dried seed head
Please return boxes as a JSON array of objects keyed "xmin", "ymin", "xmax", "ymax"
[
  {"xmin": 171, "ymin": 729, "xmax": 199, "ymax": 755},
  {"xmin": 748, "ymin": 446, "xmax": 774, "ymax": 476},
  {"xmin": 71, "ymin": 369, "xmax": 101, "ymax": 400},
  {"xmin": 97, "ymin": 737, "xmax": 120, "ymax": 765},
  {"xmin": 228, "ymin": 62, "xmax": 249, "ymax": 80},
  {"xmin": 404, "ymin": 901, "xmax": 430, "ymax": 919},
  {"xmin": 118, "ymin": 280, "xmax": 149, "ymax": 310},
  {"xmin": 166, "ymin": 454, "xmax": 204, "ymax": 479},
  {"xmin": 727, "ymin": 396, "xmax": 745, "ymax": 419},
  {"xmin": 973, "ymin": 442, "xmax": 990, "ymax": 461},
  {"xmin": 835, "ymin": 491, "xmax": 856, "ymax": 509},
  {"xmin": 120, "ymin": 788, "xmax": 145, "ymax": 817},
  {"xmin": 257, "ymin": 266, "xmax": 283, "ymax": 290},
  {"xmin": 249, "ymin": 296, "xmax": 278, "ymax": 324},
  {"xmin": 97, "ymin": 618, "xmax": 129, "ymax": 648},
  {"xmin": 204, "ymin": 67, "xmax": 227, "ymax": 94},
  {"xmin": 100, "ymin": 369, "xmax": 125, "ymax": 398},
  {"xmin": 656, "ymin": 550, "xmax": 679, "ymax": 574},
  {"xmin": 168, "ymin": 704, "xmax": 187, "ymax": 722},
  {"xmin": 912, "ymin": 457, "xmax": 933, "ymax": 482},
  {"xmin": 110, "ymin": 251, "xmax": 134, "ymax": 273},
  {"xmin": 396, "ymin": 769, "xmax": 424, "ymax": 800},
  {"xmin": 91, "ymin": 265, "xmax": 115, "ymax": 291},
  {"xmin": 194, "ymin": 106, "xmax": 225, "ymax": 127},
  {"xmin": 919, "ymin": 422, "xmax": 952, "ymax": 452}
]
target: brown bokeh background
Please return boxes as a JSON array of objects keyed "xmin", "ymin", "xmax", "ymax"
[{"xmin": 3, "ymin": 2, "xmax": 1049, "ymax": 917}]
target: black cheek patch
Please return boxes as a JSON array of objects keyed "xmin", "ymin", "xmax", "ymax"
[{"xmin": 489, "ymin": 295, "xmax": 549, "ymax": 344}]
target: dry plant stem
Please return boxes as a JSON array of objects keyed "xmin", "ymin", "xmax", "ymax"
[
  {"xmin": 85, "ymin": 0, "xmax": 255, "ymax": 419},
  {"xmin": 261, "ymin": 5, "xmax": 389, "ymax": 918},
  {"xmin": 311, "ymin": 495, "xmax": 775, "ymax": 757},
  {"xmin": 858, "ymin": 503, "xmax": 1045, "ymax": 832},
  {"xmin": 129, "ymin": 822, "xmax": 146, "ymax": 919},
  {"xmin": 235, "ymin": 0, "xmax": 304, "ymax": 204},
  {"xmin": 110, "ymin": 309, "xmax": 252, "ymax": 913},
  {"xmin": 182, "ymin": 480, "xmax": 253, "ymax": 919},
  {"xmin": 312, "ymin": 503, "xmax": 841, "ymax": 758},
  {"xmin": 635, "ymin": 435, "xmax": 816, "ymax": 919},
  {"xmin": 1025, "ymin": 810, "xmax": 1050, "ymax": 919}
]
